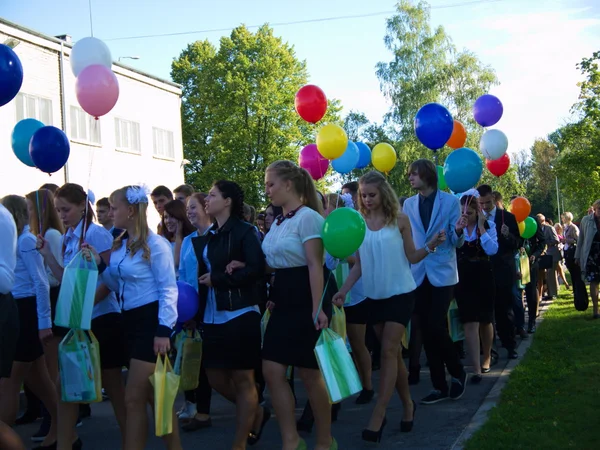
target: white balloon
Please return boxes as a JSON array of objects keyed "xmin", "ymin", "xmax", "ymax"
[
  {"xmin": 479, "ymin": 129, "xmax": 508, "ymax": 161},
  {"xmin": 70, "ymin": 37, "xmax": 112, "ymax": 77}
]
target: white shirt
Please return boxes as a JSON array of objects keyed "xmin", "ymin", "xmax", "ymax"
[
  {"xmin": 0, "ymin": 204, "xmax": 17, "ymax": 295},
  {"xmin": 103, "ymin": 232, "xmax": 178, "ymax": 331},
  {"xmin": 485, "ymin": 207, "xmax": 497, "ymax": 222},
  {"xmin": 464, "ymin": 220, "xmax": 499, "ymax": 256},
  {"xmin": 44, "ymin": 228, "xmax": 63, "ymax": 288},
  {"xmin": 63, "ymin": 220, "xmax": 120, "ymax": 318},
  {"xmin": 262, "ymin": 206, "xmax": 324, "ymax": 269},
  {"xmin": 12, "ymin": 226, "xmax": 51, "ymax": 329}
]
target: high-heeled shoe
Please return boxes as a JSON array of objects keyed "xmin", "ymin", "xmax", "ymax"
[
  {"xmin": 400, "ymin": 400, "xmax": 417, "ymax": 432},
  {"xmin": 362, "ymin": 417, "xmax": 387, "ymax": 443}
]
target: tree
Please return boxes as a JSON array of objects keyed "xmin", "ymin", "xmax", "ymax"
[{"xmin": 171, "ymin": 25, "xmax": 342, "ymax": 206}]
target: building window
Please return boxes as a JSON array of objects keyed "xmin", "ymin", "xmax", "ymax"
[
  {"xmin": 152, "ymin": 127, "xmax": 174, "ymax": 160},
  {"xmin": 70, "ymin": 106, "xmax": 101, "ymax": 145},
  {"xmin": 15, "ymin": 93, "xmax": 53, "ymax": 125},
  {"xmin": 115, "ymin": 118, "xmax": 141, "ymax": 154}
]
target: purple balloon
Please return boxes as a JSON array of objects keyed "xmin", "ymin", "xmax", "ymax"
[
  {"xmin": 299, "ymin": 143, "xmax": 329, "ymax": 180},
  {"xmin": 177, "ymin": 281, "xmax": 199, "ymax": 323},
  {"xmin": 473, "ymin": 94, "xmax": 503, "ymax": 127}
]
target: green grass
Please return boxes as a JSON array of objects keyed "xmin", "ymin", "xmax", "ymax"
[{"xmin": 464, "ymin": 289, "xmax": 600, "ymax": 450}]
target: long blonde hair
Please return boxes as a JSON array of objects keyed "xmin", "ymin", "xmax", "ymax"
[
  {"xmin": 267, "ymin": 160, "xmax": 323, "ymax": 215},
  {"xmin": 110, "ymin": 186, "xmax": 151, "ymax": 260},
  {"xmin": 358, "ymin": 171, "xmax": 399, "ymax": 226}
]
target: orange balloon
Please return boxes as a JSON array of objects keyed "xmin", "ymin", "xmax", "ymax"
[
  {"xmin": 511, "ymin": 197, "xmax": 531, "ymax": 223},
  {"xmin": 446, "ymin": 120, "xmax": 467, "ymax": 149}
]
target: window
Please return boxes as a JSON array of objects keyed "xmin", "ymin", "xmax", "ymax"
[
  {"xmin": 115, "ymin": 118, "xmax": 141, "ymax": 153},
  {"xmin": 70, "ymin": 106, "xmax": 101, "ymax": 145},
  {"xmin": 152, "ymin": 127, "xmax": 174, "ymax": 160},
  {"xmin": 15, "ymin": 93, "xmax": 53, "ymax": 125}
]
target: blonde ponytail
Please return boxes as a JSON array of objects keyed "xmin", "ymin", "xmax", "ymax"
[{"xmin": 267, "ymin": 160, "xmax": 323, "ymax": 214}]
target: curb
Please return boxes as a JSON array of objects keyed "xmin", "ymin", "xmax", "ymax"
[{"xmin": 450, "ymin": 300, "xmax": 552, "ymax": 450}]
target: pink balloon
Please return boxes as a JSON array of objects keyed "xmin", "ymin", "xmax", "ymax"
[
  {"xmin": 299, "ymin": 144, "xmax": 329, "ymax": 180},
  {"xmin": 75, "ymin": 65, "xmax": 119, "ymax": 118}
]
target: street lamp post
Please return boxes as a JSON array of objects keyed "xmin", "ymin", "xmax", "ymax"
[{"xmin": 555, "ymin": 175, "xmax": 560, "ymax": 222}]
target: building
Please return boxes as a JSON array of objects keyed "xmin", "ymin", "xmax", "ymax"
[{"xmin": 0, "ymin": 18, "xmax": 185, "ymax": 228}]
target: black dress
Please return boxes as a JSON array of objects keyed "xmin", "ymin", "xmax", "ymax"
[{"xmin": 585, "ymin": 222, "xmax": 600, "ymax": 283}]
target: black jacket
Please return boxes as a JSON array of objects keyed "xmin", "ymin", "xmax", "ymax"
[
  {"xmin": 524, "ymin": 217, "xmax": 547, "ymax": 267},
  {"xmin": 491, "ymin": 208, "xmax": 520, "ymax": 287},
  {"xmin": 192, "ymin": 217, "xmax": 265, "ymax": 321}
]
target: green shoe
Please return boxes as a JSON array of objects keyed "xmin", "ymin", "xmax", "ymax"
[
  {"xmin": 296, "ymin": 438, "xmax": 307, "ymax": 450},
  {"xmin": 330, "ymin": 437, "xmax": 338, "ymax": 450}
]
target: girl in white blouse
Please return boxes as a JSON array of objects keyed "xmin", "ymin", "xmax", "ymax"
[
  {"xmin": 0, "ymin": 195, "xmax": 59, "ymax": 449},
  {"xmin": 88, "ymin": 185, "xmax": 181, "ymax": 450}
]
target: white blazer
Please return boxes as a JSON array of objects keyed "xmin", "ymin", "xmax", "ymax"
[{"xmin": 404, "ymin": 191, "xmax": 465, "ymax": 287}]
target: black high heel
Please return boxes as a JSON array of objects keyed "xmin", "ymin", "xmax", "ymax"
[
  {"xmin": 362, "ymin": 417, "xmax": 387, "ymax": 443},
  {"xmin": 401, "ymin": 400, "xmax": 416, "ymax": 432}
]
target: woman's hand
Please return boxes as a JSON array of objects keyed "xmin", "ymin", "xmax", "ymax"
[
  {"xmin": 39, "ymin": 328, "xmax": 53, "ymax": 344},
  {"xmin": 426, "ymin": 230, "xmax": 446, "ymax": 251},
  {"xmin": 313, "ymin": 309, "xmax": 328, "ymax": 331},
  {"xmin": 198, "ymin": 273, "xmax": 212, "ymax": 287},
  {"xmin": 81, "ymin": 243, "xmax": 102, "ymax": 265},
  {"xmin": 455, "ymin": 214, "xmax": 468, "ymax": 233},
  {"xmin": 478, "ymin": 210, "xmax": 487, "ymax": 229},
  {"xmin": 36, "ymin": 234, "xmax": 51, "ymax": 257},
  {"xmin": 332, "ymin": 291, "xmax": 347, "ymax": 307},
  {"xmin": 266, "ymin": 301, "xmax": 275, "ymax": 311},
  {"xmin": 154, "ymin": 337, "xmax": 171, "ymax": 355},
  {"xmin": 226, "ymin": 260, "xmax": 245, "ymax": 275}
]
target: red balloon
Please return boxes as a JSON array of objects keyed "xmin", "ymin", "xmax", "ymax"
[
  {"xmin": 486, "ymin": 153, "xmax": 510, "ymax": 177},
  {"xmin": 295, "ymin": 85, "xmax": 327, "ymax": 124}
]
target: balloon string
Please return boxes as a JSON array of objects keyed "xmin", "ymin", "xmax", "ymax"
[
  {"xmin": 36, "ymin": 191, "xmax": 42, "ymax": 235},
  {"xmin": 88, "ymin": 0, "xmax": 94, "ymax": 37}
]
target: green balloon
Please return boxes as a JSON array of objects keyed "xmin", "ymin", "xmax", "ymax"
[
  {"xmin": 521, "ymin": 216, "xmax": 538, "ymax": 239},
  {"xmin": 437, "ymin": 165, "xmax": 447, "ymax": 190},
  {"xmin": 322, "ymin": 208, "xmax": 366, "ymax": 259}
]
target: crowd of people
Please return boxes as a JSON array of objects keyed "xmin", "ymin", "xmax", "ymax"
[{"xmin": 0, "ymin": 158, "xmax": 597, "ymax": 450}]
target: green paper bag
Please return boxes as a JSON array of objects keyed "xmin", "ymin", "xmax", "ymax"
[
  {"xmin": 59, "ymin": 329, "xmax": 102, "ymax": 403},
  {"xmin": 330, "ymin": 305, "xmax": 347, "ymax": 342},
  {"xmin": 260, "ymin": 309, "xmax": 270, "ymax": 348},
  {"xmin": 149, "ymin": 355, "xmax": 180, "ymax": 437},
  {"xmin": 174, "ymin": 330, "xmax": 202, "ymax": 392},
  {"xmin": 447, "ymin": 300, "xmax": 465, "ymax": 342}
]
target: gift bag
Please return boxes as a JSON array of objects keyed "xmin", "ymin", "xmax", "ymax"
[
  {"xmin": 260, "ymin": 309, "xmax": 270, "ymax": 348},
  {"xmin": 149, "ymin": 355, "xmax": 180, "ymax": 437},
  {"xmin": 59, "ymin": 329, "xmax": 102, "ymax": 403},
  {"xmin": 334, "ymin": 261, "xmax": 351, "ymax": 304},
  {"xmin": 55, "ymin": 251, "xmax": 98, "ymax": 330},
  {"xmin": 174, "ymin": 330, "xmax": 202, "ymax": 392},
  {"xmin": 519, "ymin": 249, "xmax": 531, "ymax": 286},
  {"xmin": 401, "ymin": 320, "xmax": 411, "ymax": 349},
  {"xmin": 447, "ymin": 300, "xmax": 465, "ymax": 342},
  {"xmin": 314, "ymin": 329, "xmax": 362, "ymax": 404},
  {"xmin": 330, "ymin": 305, "xmax": 347, "ymax": 342}
]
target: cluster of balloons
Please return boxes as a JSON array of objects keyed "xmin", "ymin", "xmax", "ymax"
[
  {"xmin": 511, "ymin": 197, "xmax": 537, "ymax": 239},
  {"xmin": 474, "ymin": 94, "xmax": 509, "ymax": 177},
  {"xmin": 12, "ymin": 120, "xmax": 70, "ymax": 174},
  {"xmin": 72, "ymin": 37, "xmax": 119, "ymax": 118},
  {"xmin": 0, "ymin": 44, "xmax": 23, "ymax": 108}
]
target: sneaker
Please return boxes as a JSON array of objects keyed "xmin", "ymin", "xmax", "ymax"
[
  {"xmin": 421, "ymin": 390, "xmax": 449, "ymax": 405},
  {"xmin": 177, "ymin": 401, "xmax": 197, "ymax": 420},
  {"xmin": 102, "ymin": 388, "xmax": 109, "ymax": 401},
  {"xmin": 449, "ymin": 372, "xmax": 467, "ymax": 400},
  {"xmin": 76, "ymin": 418, "xmax": 83, "ymax": 428},
  {"xmin": 30, "ymin": 415, "xmax": 50, "ymax": 442}
]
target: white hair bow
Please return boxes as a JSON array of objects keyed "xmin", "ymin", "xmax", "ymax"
[
  {"xmin": 460, "ymin": 188, "xmax": 480, "ymax": 200},
  {"xmin": 340, "ymin": 193, "xmax": 354, "ymax": 209},
  {"xmin": 126, "ymin": 185, "xmax": 150, "ymax": 204}
]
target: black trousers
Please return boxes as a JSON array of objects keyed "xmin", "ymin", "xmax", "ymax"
[
  {"xmin": 183, "ymin": 364, "xmax": 212, "ymax": 415},
  {"xmin": 565, "ymin": 256, "xmax": 587, "ymax": 300},
  {"xmin": 415, "ymin": 277, "xmax": 464, "ymax": 394},
  {"xmin": 494, "ymin": 283, "xmax": 517, "ymax": 351},
  {"xmin": 525, "ymin": 263, "xmax": 539, "ymax": 327}
]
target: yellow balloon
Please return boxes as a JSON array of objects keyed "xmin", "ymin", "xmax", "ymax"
[
  {"xmin": 518, "ymin": 221, "xmax": 525, "ymax": 235},
  {"xmin": 372, "ymin": 143, "xmax": 397, "ymax": 173},
  {"xmin": 316, "ymin": 124, "xmax": 348, "ymax": 160}
]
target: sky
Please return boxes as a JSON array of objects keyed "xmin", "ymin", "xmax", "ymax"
[{"xmin": 2, "ymin": 0, "xmax": 599, "ymax": 155}]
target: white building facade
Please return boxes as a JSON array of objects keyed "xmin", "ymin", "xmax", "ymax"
[{"xmin": 0, "ymin": 19, "xmax": 185, "ymax": 228}]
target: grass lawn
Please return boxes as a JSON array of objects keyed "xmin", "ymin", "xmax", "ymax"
[{"xmin": 464, "ymin": 289, "xmax": 600, "ymax": 450}]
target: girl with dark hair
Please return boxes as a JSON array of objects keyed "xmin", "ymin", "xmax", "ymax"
[
  {"xmin": 455, "ymin": 191, "xmax": 498, "ymax": 382},
  {"xmin": 161, "ymin": 200, "xmax": 196, "ymax": 272},
  {"xmin": 264, "ymin": 203, "xmax": 283, "ymax": 233},
  {"xmin": 191, "ymin": 181, "xmax": 267, "ymax": 449}
]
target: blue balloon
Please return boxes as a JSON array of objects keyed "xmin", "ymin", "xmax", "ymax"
[
  {"xmin": 443, "ymin": 147, "xmax": 483, "ymax": 194},
  {"xmin": 29, "ymin": 126, "xmax": 70, "ymax": 174},
  {"xmin": 12, "ymin": 119, "xmax": 45, "ymax": 167},
  {"xmin": 414, "ymin": 103, "xmax": 454, "ymax": 150},
  {"xmin": 0, "ymin": 44, "xmax": 24, "ymax": 107},
  {"xmin": 332, "ymin": 141, "xmax": 360, "ymax": 174},
  {"xmin": 355, "ymin": 142, "xmax": 371, "ymax": 169}
]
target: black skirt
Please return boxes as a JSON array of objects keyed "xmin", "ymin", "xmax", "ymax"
[
  {"xmin": 92, "ymin": 313, "xmax": 128, "ymax": 370},
  {"xmin": 0, "ymin": 293, "xmax": 19, "ymax": 378},
  {"xmin": 50, "ymin": 285, "xmax": 69, "ymax": 338},
  {"xmin": 202, "ymin": 311, "xmax": 261, "ymax": 370},
  {"xmin": 455, "ymin": 258, "xmax": 495, "ymax": 324},
  {"xmin": 14, "ymin": 296, "xmax": 43, "ymax": 363},
  {"xmin": 122, "ymin": 301, "xmax": 160, "ymax": 364},
  {"xmin": 262, "ymin": 266, "xmax": 333, "ymax": 369},
  {"xmin": 367, "ymin": 291, "xmax": 415, "ymax": 327},
  {"xmin": 344, "ymin": 300, "xmax": 369, "ymax": 325}
]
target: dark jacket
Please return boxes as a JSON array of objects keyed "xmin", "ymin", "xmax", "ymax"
[
  {"xmin": 524, "ymin": 216, "xmax": 547, "ymax": 268},
  {"xmin": 492, "ymin": 208, "xmax": 520, "ymax": 287},
  {"xmin": 192, "ymin": 216, "xmax": 265, "ymax": 321}
]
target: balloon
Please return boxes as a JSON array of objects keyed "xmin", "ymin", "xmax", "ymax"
[
  {"xmin": 437, "ymin": 165, "xmax": 447, "ymax": 190},
  {"xmin": 75, "ymin": 65, "xmax": 119, "ymax": 118},
  {"xmin": 299, "ymin": 144, "xmax": 329, "ymax": 180},
  {"xmin": 521, "ymin": 216, "xmax": 538, "ymax": 239},
  {"xmin": 486, "ymin": 153, "xmax": 510, "ymax": 177},
  {"xmin": 332, "ymin": 141, "xmax": 360, "ymax": 175},
  {"xmin": 371, "ymin": 143, "xmax": 397, "ymax": 173},
  {"xmin": 511, "ymin": 197, "xmax": 532, "ymax": 223},
  {"xmin": 480, "ymin": 129, "xmax": 508, "ymax": 160},
  {"xmin": 12, "ymin": 119, "xmax": 45, "ymax": 167},
  {"xmin": 446, "ymin": 120, "xmax": 467, "ymax": 149},
  {"xmin": 473, "ymin": 94, "xmax": 503, "ymax": 127},
  {"xmin": 316, "ymin": 124, "xmax": 348, "ymax": 160},
  {"xmin": 70, "ymin": 37, "xmax": 112, "ymax": 77},
  {"xmin": 29, "ymin": 126, "xmax": 70, "ymax": 174},
  {"xmin": 443, "ymin": 147, "xmax": 483, "ymax": 193},
  {"xmin": 176, "ymin": 281, "xmax": 199, "ymax": 323},
  {"xmin": 518, "ymin": 221, "xmax": 525, "ymax": 235},
  {"xmin": 355, "ymin": 142, "xmax": 371, "ymax": 169},
  {"xmin": 295, "ymin": 85, "xmax": 327, "ymax": 124},
  {"xmin": 414, "ymin": 103, "xmax": 454, "ymax": 150},
  {"xmin": 0, "ymin": 44, "xmax": 24, "ymax": 107},
  {"xmin": 322, "ymin": 208, "xmax": 366, "ymax": 259}
]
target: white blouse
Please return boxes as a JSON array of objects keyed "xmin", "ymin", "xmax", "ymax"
[
  {"xmin": 44, "ymin": 228, "xmax": 63, "ymax": 288},
  {"xmin": 262, "ymin": 206, "xmax": 324, "ymax": 269},
  {"xmin": 0, "ymin": 204, "xmax": 17, "ymax": 295},
  {"xmin": 464, "ymin": 220, "xmax": 499, "ymax": 256},
  {"xmin": 103, "ymin": 232, "xmax": 178, "ymax": 331},
  {"xmin": 63, "ymin": 220, "xmax": 120, "ymax": 319}
]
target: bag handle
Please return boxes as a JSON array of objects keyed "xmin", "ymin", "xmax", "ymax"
[{"xmin": 313, "ymin": 270, "xmax": 333, "ymax": 325}]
